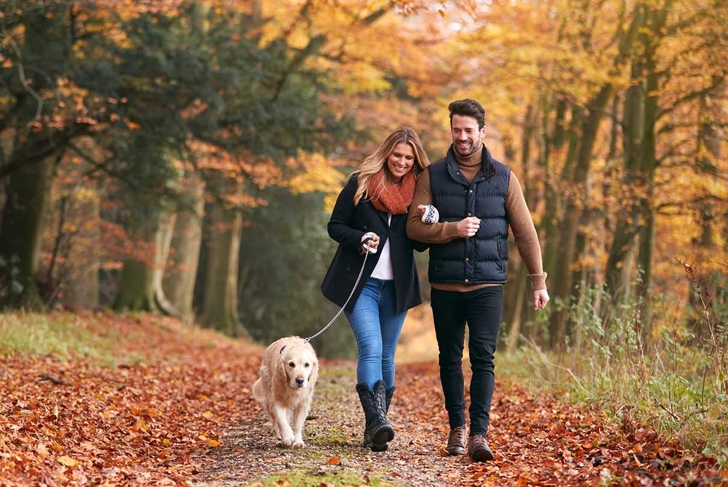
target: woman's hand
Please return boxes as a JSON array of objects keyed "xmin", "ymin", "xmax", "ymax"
[{"xmin": 360, "ymin": 233, "xmax": 380, "ymax": 255}]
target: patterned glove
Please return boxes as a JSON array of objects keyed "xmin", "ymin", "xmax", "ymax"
[{"xmin": 421, "ymin": 205, "xmax": 439, "ymax": 224}]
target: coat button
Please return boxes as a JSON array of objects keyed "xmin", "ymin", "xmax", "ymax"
[
  {"xmin": 467, "ymin": 212, "xmax": 472, "ymax": 216},
  {"xmin": 469, "ymin": 189, "xmax": 473, "ymax": 193},
  {"xmin": 465, "ymin": 258, "xmax": 469, "ymax": 262},
  {"xmin": 465, "ymin": 278, "xmax": 469, "ymax": 283}
]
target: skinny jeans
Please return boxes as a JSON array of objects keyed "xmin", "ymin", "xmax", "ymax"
[{"xmin": 346, "ymin": 278, "xmax": 407, "ymax": 391}]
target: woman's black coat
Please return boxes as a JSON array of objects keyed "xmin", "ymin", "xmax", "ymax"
[{"xmin": 321, "ymin": 174, "xmax": 427, "ymax": 314}]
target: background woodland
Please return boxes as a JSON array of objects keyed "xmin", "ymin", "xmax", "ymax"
[{"xmin": 1, "ymin": 0, "xmax": 728, "ymax": 452}]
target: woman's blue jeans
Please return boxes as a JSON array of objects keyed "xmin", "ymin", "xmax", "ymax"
[{"xmin": 346, "ymin": 278, "xmax": 407, "ymax": 391}]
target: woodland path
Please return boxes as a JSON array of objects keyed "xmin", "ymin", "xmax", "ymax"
[
  {"xmin": 0, "ymin": 312, "xmax": 723, "ymax": 486},
  {"xmin": 191, "ymin": 360, "xmax": 725, "ymax": 487}
]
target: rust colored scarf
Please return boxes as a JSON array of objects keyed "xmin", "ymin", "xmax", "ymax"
[{"xmin": 367, "ymin": 169, "xmax": 417, "ymax": 214}]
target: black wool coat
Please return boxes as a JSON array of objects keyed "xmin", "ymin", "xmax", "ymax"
[{"xmin": 321, "ymin": 174, "xmax": 427, "ymax": 314}]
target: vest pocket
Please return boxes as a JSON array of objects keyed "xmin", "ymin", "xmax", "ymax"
[{"xmin": 496, "ymin": 236, "xmax": 504, "ymax": 272}]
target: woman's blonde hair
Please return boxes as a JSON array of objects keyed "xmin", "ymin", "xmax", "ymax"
[{"xmin": 351, "ymin": 126, "xmax": 430, "ymax": 205}]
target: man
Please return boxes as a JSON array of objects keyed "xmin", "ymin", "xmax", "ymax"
[{"xmin": 406, "ymin": 98, "xmax": 549, "ymax": 461}]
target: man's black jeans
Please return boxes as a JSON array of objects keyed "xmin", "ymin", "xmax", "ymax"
[{"xmin": 431, "ymin": 285, "xmax": 503, "ymax": 436}]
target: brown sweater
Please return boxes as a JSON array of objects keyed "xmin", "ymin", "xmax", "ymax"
[{"xmin": 406, "ymin": 145, "xmax": 547, "ymax": 292}]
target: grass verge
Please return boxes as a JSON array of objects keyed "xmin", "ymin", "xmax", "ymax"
[{"xmin": 497, "ymin": 284, "xmax": 728, "ymax": 468}]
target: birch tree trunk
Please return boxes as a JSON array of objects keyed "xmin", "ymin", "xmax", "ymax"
[
  {"xmin": 162, "ymin": 176, "xmax": 205, "ymax": 319},
  {"xmin": 199, "ymin": 201, "xmax": 246, "ymax": 336}
]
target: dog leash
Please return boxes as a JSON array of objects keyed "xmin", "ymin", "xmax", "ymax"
[{"xmin": 304, "ymin": 237, "xmax": 374, "ymax": 343}]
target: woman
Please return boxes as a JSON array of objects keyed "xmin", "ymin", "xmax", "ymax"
[{"xmin": 321, "ymin": 126, "xmax": 430, "ymax": 452}]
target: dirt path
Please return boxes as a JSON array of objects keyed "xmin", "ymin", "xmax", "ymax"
[
  {"xmin": 190, "ymin": 360, "xmax": 726, "ymax": 487},
  {"xmin": 4, "ymin": 313, "xmax": 722, "ymax": 486},
  {"xmin": 190, "ymin": 361, "xmax": 460, "ymax": 486}
]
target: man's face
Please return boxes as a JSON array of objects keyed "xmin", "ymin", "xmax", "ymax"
[{"xmin": 451, "ymin": 114, "xmax": 486, "ymax": 157}]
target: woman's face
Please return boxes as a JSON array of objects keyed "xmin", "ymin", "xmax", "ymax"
[{"xmin": 386, "ymin": 142, "xmax": 415, "ymax": 184}]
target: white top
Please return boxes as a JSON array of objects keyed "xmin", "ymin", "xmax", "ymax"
[{"xmin": 371, "ymin": 214, "xmax": 394, "ymax": 280}]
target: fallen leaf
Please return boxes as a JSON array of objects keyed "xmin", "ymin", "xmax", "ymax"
[{"xmin": 58, "ymin": 456, "xmax": 78, "ymax": 467}]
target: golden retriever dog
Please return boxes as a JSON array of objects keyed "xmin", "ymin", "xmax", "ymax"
[{"xmin": 252, "ymin": 336, "xmax": 319, "ymax": 448}]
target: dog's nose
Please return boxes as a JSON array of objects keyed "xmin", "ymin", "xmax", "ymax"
[{"xmin": 295, "ymin": 377, "xmax": 305, "ymax": 387}]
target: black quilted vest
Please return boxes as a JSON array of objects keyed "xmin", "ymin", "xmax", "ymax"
[{"xmin": 428, "ymin": 145, "xmax": 511, "ymax": 284}]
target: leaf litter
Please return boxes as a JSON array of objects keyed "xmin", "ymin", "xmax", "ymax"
[{"xmin": 0, "ymin": 311, "xmax": 725, "ymax": 486}]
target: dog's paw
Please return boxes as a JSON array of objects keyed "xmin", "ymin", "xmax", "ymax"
[
  {"xmin": 280, "ymin": 432, "xmax": 295, "ymax": 447},
  {"xmin": 292, "ymin": 438, "xmax": 305, "ymax": 449}
]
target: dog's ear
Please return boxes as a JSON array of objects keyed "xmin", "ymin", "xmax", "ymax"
[
  {"xmin": 309, "ymin": 354, "xmax": 319, "ymax": 386},
  {"xmin": 276, "ymin": 347, "xmax": 289, "ymax": 380}
]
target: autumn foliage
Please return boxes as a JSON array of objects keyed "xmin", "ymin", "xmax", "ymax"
[
  {"xmin": 0, "ymin": 312, "xmax": 260, "ymax": 485},
  {"xmin": 2, "ymin": 312, "xmax": 725, "ymax": 486}
]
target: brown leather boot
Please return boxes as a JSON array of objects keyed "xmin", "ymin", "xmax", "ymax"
[
  {"xmin": 445, "ymin": 425, "xmax": 467, "ymax": 456},
  {"xmin": 468, "ymin": 434, "xmax": 494, "ymax": 462}
]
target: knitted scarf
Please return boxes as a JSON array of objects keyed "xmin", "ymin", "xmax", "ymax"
[{"xmin": 367, "ymin": 168, "xmax": 417, "ymax": 214}]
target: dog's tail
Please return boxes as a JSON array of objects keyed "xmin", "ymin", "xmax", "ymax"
[{"xmin": 252, "ymin": 378, "xmax": 265, "ymax": 404}]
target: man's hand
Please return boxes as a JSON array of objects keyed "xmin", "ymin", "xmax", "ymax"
[
  {"xmin": 533, "ymin": 289, "xmax": 549, "ymax": 310},
  {"xmin": 456, "ymin": 217, "xmax": 481, "ymax": 238}
]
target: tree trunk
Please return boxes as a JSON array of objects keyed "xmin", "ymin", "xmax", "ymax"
[
  {"xmin": 162, "ymin": 177, "xmax": 205, "ymax": 319},
  {"xmin": 59, "ymin": 185, "xmax": 101, "ymax": 309},
  {"xmin": 506, "ymin": 260, "xmax": 528, "ymax": 353},
  {"xmin": 112, "ymin": 206, "xmax": 161, "ymax": 312},
  {"xmin": 503, "ymin": 103, "xmax": 537, "ymax": 350},
  {"xmin": 0, "ymin": 157, "xmax": 55, "ymax": 309},
  {"xmin": 687, "ymin": 77, "xmax": 724, "ymax": 341},
  {"xmin": 605, "ymin": 5, "xmax": 648, "ymax": 303},
  {"xmin": 605, "ymin": 2, "xmax": 668, "ymax": 330},
  {"xmin": 153, "ymin": 211, "xmax": 183, "ymax": 317},
  {"xmin": 549, "ymin": 86, "xmax": 613, "ymax": 350},
  {"xmin": 113, "ymin": 258, "xmax": 156, "ymax": 311},
  {"xmin": 200, "ymin": 202, "xmax": 246, "ymax": 336}
]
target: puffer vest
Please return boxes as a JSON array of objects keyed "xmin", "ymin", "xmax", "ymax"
[{"xmin": 428, "ymin": 145, "xmax": 511, "ymax": 284}]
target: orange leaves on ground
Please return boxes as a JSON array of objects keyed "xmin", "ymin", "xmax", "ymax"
[
  {"xmin": 395, "ymin": 361, "xmax": 727, "ymax": 486},
  {"xmin": 0, "ymin": 311, "xmax": 261, "ymax": 486}
]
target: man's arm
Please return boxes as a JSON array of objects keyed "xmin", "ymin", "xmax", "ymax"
[
  {"xmin": 406, "ymin": 169, "xmax": 461, "ymax": 244},
  {"xmin": 506, "ymin": 173, "xmax": 548, "ymax": 292}
]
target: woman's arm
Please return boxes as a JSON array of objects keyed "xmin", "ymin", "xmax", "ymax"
[{"xmin": 327, "ymin": 176, "xmax": 368, "ymax": 251}]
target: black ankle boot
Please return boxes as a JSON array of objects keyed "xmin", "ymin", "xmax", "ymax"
[
  {"xmin": 356, "ymin": 380, "xmax": 394, "ymax": 452},
  {"xmin": 384, "ymin": 386, "xmax": 395, "ymax": 415}
]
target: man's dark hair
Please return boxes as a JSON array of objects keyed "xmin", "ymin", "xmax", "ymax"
[{"xmin": 448, "ymin": 98, "xmax": 486, "ymax": 129}]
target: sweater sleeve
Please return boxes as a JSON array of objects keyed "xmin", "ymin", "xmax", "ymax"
[
  {"xmin": 506, "ymin": 173, "xmax": 547, "ymax": 291},
  {"xmin": 406, "ymin": 169, "xmax": 461, "ymax": 244}
]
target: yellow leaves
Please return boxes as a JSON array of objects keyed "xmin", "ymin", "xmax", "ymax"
[
  {"xmin": 199, "ymin": 434, "xmax": 221, "ymax": 447},
  {"xmin": 134, "ymin": 419, "xmax": 150, "ymax": 432},
  {"xmin": 57, "ymin": 455, "xmax": 78, "ymax": 467},
  {"xmin": 287, "ymin": 152, "xmax": 347, "ymax": 209}
]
